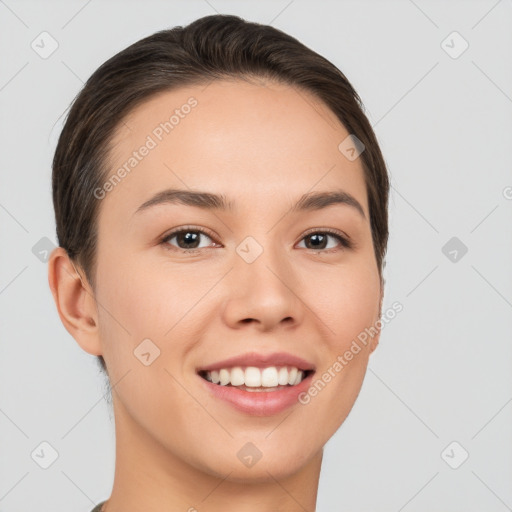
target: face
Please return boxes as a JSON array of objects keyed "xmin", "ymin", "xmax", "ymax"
[{"xmin": 93, "ymin": 78, "xmax": 382, "ymax": 481}]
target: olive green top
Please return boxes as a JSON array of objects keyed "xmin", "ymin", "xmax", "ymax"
[{"xmin": 91, "ymin": 502, "xmax": 106, "ymax": 512}]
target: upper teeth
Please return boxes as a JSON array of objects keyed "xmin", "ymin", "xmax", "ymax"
[{"xmin": 203, "ymin": 366, "xmax": 307, "ymax": 387}]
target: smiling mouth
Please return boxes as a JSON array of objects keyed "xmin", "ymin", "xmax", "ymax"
[{"xmin": 198, "ymin": 366, "xmax": 315, "ymax": 391}]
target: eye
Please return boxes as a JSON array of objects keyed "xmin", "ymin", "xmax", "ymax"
[
  {"xmin": 297, "ymin": 229, "xmax": 353, "ymax": 252},
  {"xmin": 160, "ymin": 226, "xmax": 353, "ymax": 254},
  {"xmin": 160, "ymin": 226, "xmax": 219, "ymax": 252}
]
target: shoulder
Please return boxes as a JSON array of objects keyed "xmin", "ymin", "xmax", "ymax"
[{"xmin": 90, "ymin": 502, "xmax": 106, "ymax": 512}]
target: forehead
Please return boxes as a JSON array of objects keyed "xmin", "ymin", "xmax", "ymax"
[{"xmin": 103, "ymin": 79, "xmax": 369, "ymax": 222}]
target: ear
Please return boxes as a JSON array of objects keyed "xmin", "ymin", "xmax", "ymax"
[
  {"xmin": 47, "ymin": 247, "xmax": 102, "ymax": 356},
  {"xmin": 369, "ymin": 282, "xmax": 385, "ymax": 355}
]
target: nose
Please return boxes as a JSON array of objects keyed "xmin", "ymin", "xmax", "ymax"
[{"xmin": 220, "ymin": 241, "xmax": 305, "ymax": 332}]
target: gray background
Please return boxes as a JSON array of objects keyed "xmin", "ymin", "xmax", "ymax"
[{"xmin": 1, "ymin": 0, "xmax": 511, "ymax": 510}]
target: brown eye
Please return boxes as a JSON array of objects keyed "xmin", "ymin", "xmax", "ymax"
[
  {"xmin": 161, "ymin": 228, "xmax": 216, "ymax": 251},
  {"xmin": 298, "ymin": 230, "xmax": 352, "ymax": 251}
]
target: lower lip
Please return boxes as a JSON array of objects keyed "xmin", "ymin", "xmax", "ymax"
[{"xmin": 198, "ymin": 372, "xmax": 315, "ymax": 416}]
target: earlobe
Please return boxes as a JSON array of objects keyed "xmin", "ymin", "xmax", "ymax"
[
  {"xmin": 369, "ymin": 332, "xmax": 380, "ymax": 354},
  {"xmin": 47, "ymin": 247, "xmax": 102, "ymax": 356},
  {"xmin": 370, "ymin": 284, "xmax": 384, "ymax": 355}
]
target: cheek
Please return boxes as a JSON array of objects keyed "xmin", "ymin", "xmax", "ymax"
[
  {"xmin": 94, "ymin": 258, "xmax": 203, "ymax": 437},
  {"xmin": 297, "ymin": 260, "xmax": 380, "ymax": 428},
  {"xmin": 307, "ymin": 261, "xmax": 381, "ymax": 348},
  {"xmin": 97, "ymin": 255, "xmax": 206, "ymax": 342}
]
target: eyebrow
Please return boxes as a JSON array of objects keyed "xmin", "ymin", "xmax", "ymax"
[{"xmin": 133, "ymin": 188, "xmax": 366, "ymax": 219}]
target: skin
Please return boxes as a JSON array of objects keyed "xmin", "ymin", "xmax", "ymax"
[{"xmin": 48, "ymin": 78, "xmax": 383, "ymax": 512}]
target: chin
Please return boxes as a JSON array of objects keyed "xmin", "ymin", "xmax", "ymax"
[{"xmin": 197, "ymin": 441, "xmax": 320, "ymax": 483}]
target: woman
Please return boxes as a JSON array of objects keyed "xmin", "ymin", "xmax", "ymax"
[{"xmin": 48, "ymin": 13, "xmax": 389, "ymax": 512}]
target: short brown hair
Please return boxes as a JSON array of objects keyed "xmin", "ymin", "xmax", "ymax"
[{"xmin": 52, "ymin": 14, "xmax": 390, "ymax": 373}]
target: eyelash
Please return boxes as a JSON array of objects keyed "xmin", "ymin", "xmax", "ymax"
[{"xmin": 159, "ymin": 225, "xmax": 353, "ymax": 254}]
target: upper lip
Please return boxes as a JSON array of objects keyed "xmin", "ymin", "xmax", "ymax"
[{"xmin": 196, "ymin": 351, "xmax": 316, "ymax": 373}]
